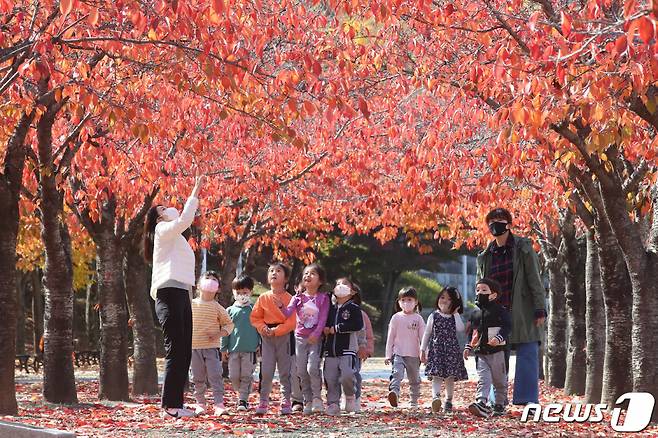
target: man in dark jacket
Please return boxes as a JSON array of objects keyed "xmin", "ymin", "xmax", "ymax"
[{"xmin": 476, "ymin": 208, "xmax": 546, "ymax": 406}]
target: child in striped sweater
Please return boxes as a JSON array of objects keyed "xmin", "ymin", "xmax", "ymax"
[{"xmin": 190, "ymin": 271, "xmax": 234, "ymax": 416}]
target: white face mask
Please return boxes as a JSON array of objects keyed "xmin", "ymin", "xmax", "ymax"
[
  {"xmin": 199, "ymin": 278, "xmax": 219, "ymax": 293},
  {"xmin": 399, "ymin": 300, "xmax": 416, "ymax": 313},
  {"xmin": 161, "ymin": 207, "xmax": 180, "ymax": 221},
  {"xmin": 333, "ymin": 284, "xmax": 352, "ymax": 298},
  {"xmin": 233, "ymin": 293, "xmax": 251, "ymax": 305}
]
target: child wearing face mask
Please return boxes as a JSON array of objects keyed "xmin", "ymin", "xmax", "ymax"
[
  {"xmin": 220, "ymin": 275, "xmax": 260, "ymax": 412},
  {"xmin": 385, "ymin": 287, "xmax": 425, "ymax": 408},
  {"xmin": 464, "ymin": 278, "xmax": 511, "ymax": 418},
  {"xmin": 277, "ymin": 264, "xmax": 330, "ymax": 414},
  {"xmin": 190, "ymin": 271, "xmax": 234, "ymax": 416},
  {"xmin": 421, "ymin": 287, "xmax": 468, "ymax": 414},
  {"xmin": 323, "ymin": 278, "xmax": 364, "ymax": 415}
]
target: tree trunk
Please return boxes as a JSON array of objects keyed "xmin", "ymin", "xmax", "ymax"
[
  {"xmin": 599, "ymin": 180, "xmax": 658, "ymax": 412},
  {"xmin": 38, "ymin": 102, "xmax": 78, "ymax": 404},
  {"xmin": 31, "ymin": 270, "xmax": 43, "ymax": 356},
  {"xmin": 0, "ymin": 111, "xmax": 33, "ymax": 414},
  {"xmin": 584, "ymin": 229, "xmax": 604, "ymax": 404},
  {"xmin": 125, "ymin": 234, "xmax": 159, "ymax": 396},
  {"xmin": 219, "ymin": 237, "xmax": 243, "ymax": 307},
  {"xmin": 16, "ymin": 271, "xmax": 27, "ymax": 355},
  {"xmin": 95, "ymin": 230, "xmax": 130, "ymax": 401},
  {"xmin": 545, "ymin": 261, "xmax": 567, "ymax": 389},
  {"xmin": 0, "ymin": 214, "xmax": 19, "ymax": 414},
  {"xmin": 562, "ymin": 214, "xmax": 586, "ymax": 396},
  {"xmin": 595, "ymin": 220, "xmax": 633, "ymax": 408}
]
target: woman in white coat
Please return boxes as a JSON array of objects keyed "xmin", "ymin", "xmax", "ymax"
[{"xmin": 143, "ymin": 175, "xmax": 204, "ymax": 418}]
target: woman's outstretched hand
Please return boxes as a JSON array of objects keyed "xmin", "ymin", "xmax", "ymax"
[{"xmin": 191, "ymin": 174, "xmax": 205, "ymax": 198}]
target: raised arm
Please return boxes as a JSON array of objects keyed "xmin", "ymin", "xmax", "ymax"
[{"xmin": 155, "ymin": 175, "xmax": 204, "ymax": 238}]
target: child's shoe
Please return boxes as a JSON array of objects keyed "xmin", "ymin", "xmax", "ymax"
[
  {"xmin": 237, "ymin": 400, "xmax": 248, "ymax": 412},
  {"xmin": 292, "ymin": 400, "xmax": 304, "ymax": 413},
  {"xmin": 431, "ymin": 398, "xmax": 442, "ymax": 413},
  {"xmin": 387, "ymin": 391, "xmax": 399, "ymax": 407},
  {"xmin": 255, "ymin": 400, "xmax": 269, "ymax": 415},
  {"xmin": 326, "ymin": 403, "xmax": 340, "ymax": 416},
  {"xmin": 468, "ymin": 401, "xmax": 492, "ymax": 418},
  {"xmin": 280, "ymin": 401, "xmax": 293, "ymax": 415},
  {"xmin": 311, "ymin": 398, "xmax": 325, "ymax": 413},
  {"xmin": 444, "ymin": 400, "xmax": 453, "ymax": 412},
  {"xmin": 492, "ymin": 404, "xmax": 505, "ymax": 416},
  {"xmin": 193, "ymin": 404, "xmax": 206, "ymax": 415},
  {"xmin": 303, "ymin": 403, "xmax": 313, "ymax": 414},
  {"xmin": 345, "ymin": 396, "xmax": 357, "ymax": 413},
  {"xmin": 354, "ymin": 397, "xmax": 361, "ymax": 413},
  {"xmin": 214, "ymin": 403, "xmax": 227, "ymax": 416},
  {"xmin": 162, "ymin": 407, "xmax": 196, "ymax": 418},
  {"xmin": 410, "ymin": 400, "xmax": 419, "ymax": 409}
]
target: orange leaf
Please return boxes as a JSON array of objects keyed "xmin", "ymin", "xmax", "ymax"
[
  {"xmin": 358, "ymin": 97, "xmax": 370, "ymax": 119},
  {"xmin": 60, "ymin": 0, "xmax": 74, "ymax": 15},
  {"xmin": 638, "ymin": 17, "xmax": 655, "ymax": 44},
  {"xmin": 560, "ymin": 11, "xmax": 572, "ymax": 37},
  {"xmin": 88, "ymin": 7, "xmax": 99, "ymax": 26}
]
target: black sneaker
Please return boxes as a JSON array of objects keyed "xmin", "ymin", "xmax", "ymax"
[
  {"xmin": 444, "ymin": 401, "xmax": 453, "ymax": 412},
  {"xmin": 492, "ymin": 404, "xmax": 505, "ymax": 416},
  {"xmin": 237, "ymin": 400, "xmax": 248, "ymax": 411},
  {"xmin": 468, "ymin": 401, "xmax": 492, "ymax": 418}
]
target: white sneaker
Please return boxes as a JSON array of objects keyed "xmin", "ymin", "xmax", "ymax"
[
  {"xmin": 214, "ymin": 404, "xmax": 227, "ymax": 416},
  {"xmin": 311, "ymin": 398, "xmax": 325, "ymax": 413},
  {"xmin": 163, "ymin": 407, "xmax": 197, "ymax": 418},
  {"xmin": 344, "ymin": 396, "xmax": 356, "ymax": 413},
  {"xmin": 193, "ymin": 404, "xmax": 207, "ymax": 415},
  {"xmin": 354, "ymin": 397, "xmax": 361, "ymax": 413},
  {"xmin": 303, "ymin": 404, "xmax": 313, "ymax": 414}
]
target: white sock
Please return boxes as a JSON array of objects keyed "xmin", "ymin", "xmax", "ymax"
[
  {"xmin": 432, "ymin": 378, "xmax": 444, "ymax": 399},
  {"xmin": 445, "ymin": 377, "xmax": 455, "ymax": 402}
]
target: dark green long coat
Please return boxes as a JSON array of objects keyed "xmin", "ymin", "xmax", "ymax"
[{"xmin": 476, "ymin": 235, "xmax": 546, "ymax": 344}]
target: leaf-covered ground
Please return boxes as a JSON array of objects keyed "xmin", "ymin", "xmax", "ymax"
[{"xmin": 4, "ymin": 359, "xmax": 657, "ymax": 437}]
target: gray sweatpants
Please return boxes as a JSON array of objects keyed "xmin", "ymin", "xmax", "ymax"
[
  {"xmin": 324, "ymin": 355, "xmax": 356, "ymax": 406},
  {"xmin": 260, "ymin": 334, "xmax": 293, "ymax": 404},
  {"xmin": 291, "ymin": 358, "xmax": 303, "ymax": 404},
  {"xmin": 228, "ymin": 351, "xmax": 256, "ymax": 402},
  {"xmin": 190, "ymin": 348, "xmax": 224, "ymax": 405},
  {"xmin": 295, "ymin": 336, "xmax": 323, "ymax": 403},
  {"xmin": 476, "ymin": 351, "xmax": 508, "ymax": 405},
  {"xmin": 388, "ymin": 355, "xmax": 421, "ymax": 403}
]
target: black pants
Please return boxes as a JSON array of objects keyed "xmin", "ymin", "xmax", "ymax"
[{"xmin": 155, "ymin": 288, "xmax": 192, "ymax": 408}]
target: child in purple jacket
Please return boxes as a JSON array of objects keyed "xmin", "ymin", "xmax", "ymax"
[{"xmin": 277, "ymin": 263, "xmax": 330, "ymax": 414}]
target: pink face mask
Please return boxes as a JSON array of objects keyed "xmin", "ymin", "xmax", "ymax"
[{"xmin": 199, "ymin": 278, "xmax": 219, "ymax": 293}]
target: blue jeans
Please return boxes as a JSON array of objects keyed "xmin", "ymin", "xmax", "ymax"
[{"xmin": 513, "ymin": 341, "xmax": 539, "ymax": 404}]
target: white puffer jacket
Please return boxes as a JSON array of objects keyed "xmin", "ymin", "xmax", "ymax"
[{"xmin": 150, "ymin": 197, "xmax": 199, "ymax": 299}]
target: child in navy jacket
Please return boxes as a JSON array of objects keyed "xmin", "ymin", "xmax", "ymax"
[{"xmin": 322, "ymin": 278, "xmax": 364, "ymax": 415}]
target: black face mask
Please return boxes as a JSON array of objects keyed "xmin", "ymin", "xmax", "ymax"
[
  {"xmin": 488, "ymin": 221, "xmax": 508, "ymax": 237},
  {"xmin": 475, "ymin": 293, "xmax": 490, "ymax": 308}
]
